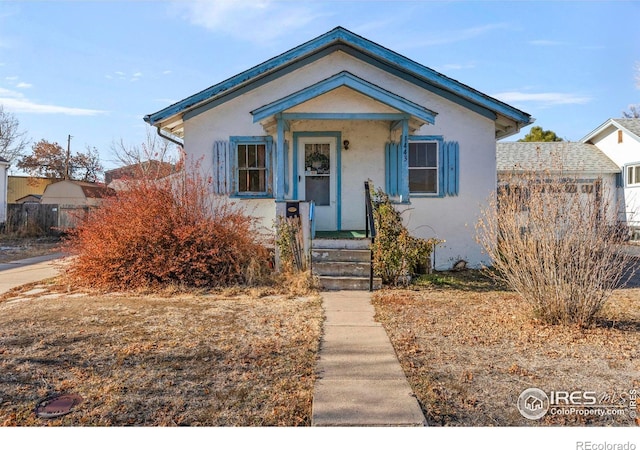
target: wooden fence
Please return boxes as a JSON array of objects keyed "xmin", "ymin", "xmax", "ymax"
[{"xmin": 3, "ymin": 204, "xmax": 89, "ymax": 236}]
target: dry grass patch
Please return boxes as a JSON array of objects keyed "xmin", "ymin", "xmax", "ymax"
[
  {"xmin": 0, "ymin": 285, "xmax": 322, "ymax": 426},
  {"xmin": 0, "ymin": 237, "xmax": 61, "ymax": 264},
  {"xmin": 372, "ymin": 271, "xmax": 640, "ymax": 426}
]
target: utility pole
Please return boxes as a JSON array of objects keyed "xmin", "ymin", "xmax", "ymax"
[{"xmin": 65, "ymin": 134, "xmax": 72, "ymax": 180}]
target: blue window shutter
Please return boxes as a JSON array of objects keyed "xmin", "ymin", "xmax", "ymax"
[
  {"xmin": 385, "ymin": 142, "xmax": 400, "ymax": 196},
  {"xmin": 213, "ymin": 140, "xmax": 229, "ymax": 194},
  {"xmin": 444, "ymin": 141, "xmax": 459, "ymax": 196},
  {"xmin": 615, "ymin": 172, "xmax": 623, "ymax": 188}
]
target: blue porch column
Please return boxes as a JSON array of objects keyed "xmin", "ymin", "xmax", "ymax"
[
  {"xmin": 400, "ymin": 118, "xmax": 410, "ymax": 203},
  {"xmin": 275, "ymin": 114, "xmax": 286, "ymax": 201}
]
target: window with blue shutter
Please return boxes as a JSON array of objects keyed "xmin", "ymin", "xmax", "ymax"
[
  {"xmin": 229, "ymin": 136, "xmax": 273, "ymax": 198},
  {"xmin": 389, "ymin": 136, "xmax": 459, "ymax": 198}
]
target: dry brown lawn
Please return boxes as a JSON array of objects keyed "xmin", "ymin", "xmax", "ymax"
[
  {"xmin": 372, "ymin": 271, "xmax": 640, "ymax": 427},
  {"xmin": 0, "ymin": 282, "xmax": 322, "ymax": 426},
  {"xmin": 0, "ymin": 237, "xmax": 61, "ymax": 264}
]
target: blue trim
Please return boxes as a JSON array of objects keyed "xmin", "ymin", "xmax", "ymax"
[
  {"xmin": 281, "ymin": 112, "xmax": 411, "ymax": 121},
  {"xmin": 293, "ymin": 131, "xmax": 342, "ymax": 230},
  {"xmin": 229, "ymin": 136, "xmax": 274, "ymax": 198},
  {"xmin": 400, "ymin": 120, "xmax": 410, "ymax": 203},
  {"xmin": 276, "ymin": 118, "xmax": 286, "ymax": 200},
  {"xmin": 144, "ymin": 27, "xmax": 532, "ymax": 130},
  {"xmin": 251, "ymin": 71, "xmax": 437, "ymax": 125}
]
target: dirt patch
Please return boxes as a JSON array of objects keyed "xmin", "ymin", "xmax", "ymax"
[
  {"xmin": 0, "ymin": 287, "xmax": 322, "ymax": 426},
  {"xmin": 372, "ymin": 271, "xmax": 640, "ymax": 426},
  {"xmin": 0, "ymin": 237, "xmax": 61, "ymax": 264}
]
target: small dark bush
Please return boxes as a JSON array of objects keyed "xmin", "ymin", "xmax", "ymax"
[{"xmin": 64, "ymin": 171, "xmax": 271, "ymax": 290}]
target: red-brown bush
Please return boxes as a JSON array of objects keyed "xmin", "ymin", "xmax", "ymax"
[{"xmin": 63, "ymin": 172, "xmax": 271, "ymax": 290}]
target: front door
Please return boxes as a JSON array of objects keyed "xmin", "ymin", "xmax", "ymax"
[{"xmin": 298, "ymin": 136, "xmax": 337, "ymax": 231}]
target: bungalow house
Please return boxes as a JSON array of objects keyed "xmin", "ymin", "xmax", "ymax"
[
  {"xmin": 580, "ymin": 118, "xmax": 640, "ymax": 235},
  {"xmin": 144, "ymin": 27, "xmax": 533, "ymax": 273}
]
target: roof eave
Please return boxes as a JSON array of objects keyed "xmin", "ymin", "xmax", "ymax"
[{"xmin": 144, "ymin": 26, "xmax": 532, "ymax": 133}]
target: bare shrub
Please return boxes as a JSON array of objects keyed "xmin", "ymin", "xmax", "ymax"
[
  {"xmin": 477, "ymin": 157, "xmax": 632, "ymax": 327},
  {"xmin": 63, "ymin": 169, "xmax": 271, "ymax": 290},
  {"xmin": 371, "ymin": 187, "xmax": 439, "ymax": 286}
]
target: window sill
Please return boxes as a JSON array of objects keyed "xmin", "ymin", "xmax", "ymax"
[
  {"xmin": 409, "ymin": 193, "xmax": 443, "ymax": 198},
  {"xmin": 230, "ymin": 194, "xmax": 274, "ymax": 200}
]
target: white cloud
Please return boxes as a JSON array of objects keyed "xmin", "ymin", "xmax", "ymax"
[
  {"xmin": 438, "ymin": 63, "xmax": 476, "ymax": 71},
  {"xmin": 528, "ymin": 40, "xmax": 567, "ymax": 46},
  {"xmin": 0, "ymin": 87, "xmax": 106, "ymax": 116},
  {"xmin": 173, "ymin": 0, "xmax": 325, "ymax": 43},
  {"xmin": 400, "ymin": 23, "xmax": 513, "ymax": 49},
  {"xmin": 16, "ymin": 82, "xmax": 32, "ymax": 89},
  {"xmin": 492, "ymin": 91, "xmax": 592, "ymax": 106},
  {"xmin": 106, "ymin": 71, "xmax": 143, "ymax": 81}
]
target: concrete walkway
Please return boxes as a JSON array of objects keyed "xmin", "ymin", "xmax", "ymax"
[
  {"xmin": 0, "ymin": 253, "xmax": 65, "ymax": 295},
  {"xmin": 311, "ymin": 290, "xmax": 426, "ymax": 426}
]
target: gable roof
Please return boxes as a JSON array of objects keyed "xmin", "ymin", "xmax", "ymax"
[
  {"xmin": 581, "ymin": 118, "xmax": 640, "ymax": 144},
  {"xmin": 144, "ymin": 26, "xmax": 533, "ymax": 139},
  {"xmin": 250, "ymin": 71, "xmax": 437, "ymax": 125},
  {"xmin": 497, "ymin": 142, "xmax": 621, "ymax": 174}
]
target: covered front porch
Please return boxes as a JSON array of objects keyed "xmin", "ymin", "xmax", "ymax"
[{"xmin": 251, "ymin": 71, "xmax": 436, "ymax": 233}]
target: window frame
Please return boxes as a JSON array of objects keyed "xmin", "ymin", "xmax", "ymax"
[
  {"xmin": 230, "ymin": 136, "xmax": 273, "ymax": 198},
  {"xmin": 626, "ymin": 163, "xmax": 640, "ymax": 187},
  {"xmin": 407, "ymin": 136, "xmax": 444, "ymax": 197}
]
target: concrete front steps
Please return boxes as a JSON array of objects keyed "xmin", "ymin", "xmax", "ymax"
[{"xmin": 312, "ymin": 238, "xmax": 382, "ymax": 290}]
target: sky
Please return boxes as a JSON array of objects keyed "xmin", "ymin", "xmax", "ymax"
[{"xmin": 0, "ymin": 0, "xmax": 639, "ymax": 175}]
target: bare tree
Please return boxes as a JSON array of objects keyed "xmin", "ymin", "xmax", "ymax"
[
  {"xmin": 622, "ymin": 63, "xmax": 640, "ymax": 118},
  {"xmin": 0, "ymin": 105, "xmax": 29, "ymax": 162},
  {"xmin": 17, "ymin": 139, "xmax": 103, "ymax": 182},
  {"xmin": 110, "ymin": 126, "xmax": 181, "ymax": 180},
  {"xmin": 622, "ymin": 104, "xmax": 640, "ymax": 119}
]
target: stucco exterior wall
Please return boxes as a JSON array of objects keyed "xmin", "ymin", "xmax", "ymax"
[
  {"xmin": 590, "ymin": 128, "xmax": 640, "ymax": 225},
  {"xmin": 183, "ymin": 50, "xmax": 500, "ymax": 269}
]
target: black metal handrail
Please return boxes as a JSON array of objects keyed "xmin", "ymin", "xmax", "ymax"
[{"xmin": 364, "ymin": 181, "xmax": 376, "ymax": 291}]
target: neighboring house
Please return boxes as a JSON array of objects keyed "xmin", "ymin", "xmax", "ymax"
[
  {"xmin": 144, "ymin": 27, "xmax": 533, "ymax": 270},
  {"xmin": 7, "ymin": 176, "xmax": 55, "ymax": 204},
  {"xmin": 580, "ymin": 118, "xmax": 640, "ymax": 233},
  {"xmin": 105, "ymin": 160, "xmax": 177, "ymax": 190},
  {"xmin": 0, "ymin": 158, "xmax": 9, "ymax": 224},
  {"xmin": 40, "ymin": 180, "xmax": 115, "ymax": 229},
  {"xmin": 496, "ymin": 141, "xmax": 621, "ymax": 223}
]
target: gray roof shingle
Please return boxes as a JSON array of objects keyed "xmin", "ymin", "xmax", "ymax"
[
  {"xmin": 614, "ymin": 118, "xmax": 640, "ymax": 138},
  {"xmin": 497, "ymin": 142, "xmax": 620, "ymax": 174}
]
